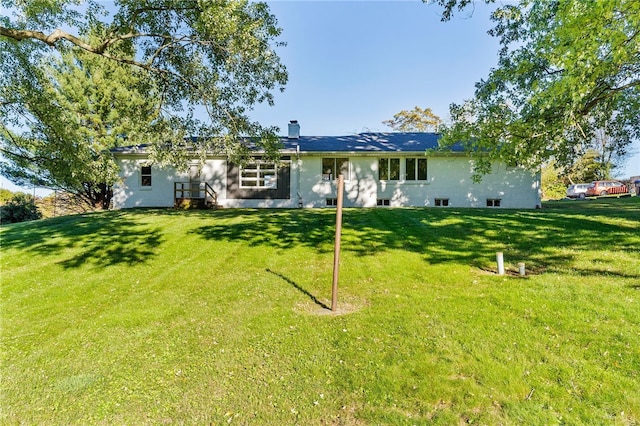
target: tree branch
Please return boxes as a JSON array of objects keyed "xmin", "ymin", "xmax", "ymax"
[
  {"xmin": 1, "ymin": 26, "xmax": 98, "ymax": 51},
  {"xmin": 1, "ymin": 26, "xmax": 203, "ymax": 96},
  {"xmin": 580, "ymin": 79, "xmax": 640, "ymax": 115}
]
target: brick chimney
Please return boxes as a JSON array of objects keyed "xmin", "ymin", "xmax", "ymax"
[{"xmin": 288, "ymin": 120, "xmax": 300, "ymax": 139}]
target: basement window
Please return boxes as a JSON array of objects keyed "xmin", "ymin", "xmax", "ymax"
[
  {"xmin": 376, "ymin": 199, "xmax": 390, "ymax": 207},
  {"xmin": 140, "ymin": 166, "xmax": 152, "ymax": 187},
  {"xmin": 435, "ymin": 198, "xmax": 449, "ymax": 207},
  {"xmin": 326, "ymin": 198, "xmax": 338, "ymax": 206},
  {"xmin": 486, "ymin": 198, "xmax": 501, "ymax": 207}
]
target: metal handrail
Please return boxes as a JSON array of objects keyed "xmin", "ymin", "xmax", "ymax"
[
  {"xmin": 204, "ymin": 182, "xmax": 217, "ymax": 206},
  {"xmin": 174, "ymin": 181, "xmax": 217, "ymax": 207}
]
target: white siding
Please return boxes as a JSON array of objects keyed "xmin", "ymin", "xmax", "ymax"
[
  {"xmin": 425, "ymin": 157, "xmax": 540, "ymax": 208},
  {"xmin": 112, "ymin": 158, "xmax": 178, "ymax": 208},
  {"xmin": 298, "ymin": 155, "xmax": 539, "ymax": 209},
  {"xmin": 113, "ymin": 158, "xmax": 228, "ymax": 208},
  {"xmin": 113, "ymin": 154, "xmax": 540, "ymax": 209}
]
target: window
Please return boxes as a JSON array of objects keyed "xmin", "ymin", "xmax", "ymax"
[
  {"xmin": 141, "ymin": 166, "xmax": 152, "ymax": 187},
  {"xmin": 378, "ymin": 158, "xmax": 400, "ymax": 181},
  {"xmin": 376, "ymin": 199, "xmax": 390, "ymax": 206},
  {"xmin": 435, "ymin": 198, "xmax": 449, "ymax": 207},
  {"xmin": 486, "ymin": 198, "xmax": 501, "ymax": 207},
  {"xmin": 322, "ymin": 158, "xmax": 349, "ymax": 181},
  {"xmin": 240, "ymin": 161, "xmax": 277, "ymax": 188},
  {"xmin": 326, "ymin": 198, "xmax": 338, "ymax": 206},
  {"xmin": 406, "ymin": 158, "xmax": 428, "ymax": 180}
]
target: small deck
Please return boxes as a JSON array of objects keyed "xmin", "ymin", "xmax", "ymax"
[{"xmin": 174, "ymin": 182, "xmax": 218, "ymax": 209}]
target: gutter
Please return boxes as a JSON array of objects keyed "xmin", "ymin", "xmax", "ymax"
[{"xmin": 296, "ymin": 144, "xmax": 303, "ymax": 207}]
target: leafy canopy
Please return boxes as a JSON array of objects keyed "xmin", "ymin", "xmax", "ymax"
[
  {"xmin": 0, "ymin": 0, "xmax": 288, "ymax": 164},
  {"xmin": 383, "ymin": 106, "xmax": 443, "ymax": 132},
  {"xmin": 0, "ymin": 191, "xmax": 42, "ymax": 223},
  {"xmin": 1, "ymin": 30, "xmax": 167, "ymax": 209},
  {"xmin": 431, "ymin": 0, "xmax": 640, "ymax": 179}
]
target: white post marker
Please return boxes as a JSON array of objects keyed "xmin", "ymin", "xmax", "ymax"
[
  {"xmin": 518, "ymin": 262, "xmax": 526, "ymax": 277},
  {"xmin": 496, "ymin": 252, "xmax": 505, "ymax": 275}
]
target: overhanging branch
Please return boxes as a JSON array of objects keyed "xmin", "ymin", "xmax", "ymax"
[
  {"xmin": 1, "ymin": 26, "xmax": 206, "ymax": 100},
  {"xmin": 1, "ymin": 26, "xmax": 97, "ymax": 51},
  {"xmin": 580, "ymin": 79, "xmax": 640, "ymax": 115}
]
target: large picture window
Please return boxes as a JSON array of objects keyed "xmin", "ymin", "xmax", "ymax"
[
  {"xmin": 240, "ymin": 161, "xmax": 277, "ymax": 188},
  {"xmin": 378, "ymin": 158, "xmax": 400, "ymax": 181},
  {"xmin": 406, "ymin": 158, "xmax": 427, "ymax": 180},
  {"xmin": 322, "ymin": 158, "xmax": 349, "ymax": 181},
  {"xmin": 141, "ymin": 166, "xmax": 152, "ymax": 187}
]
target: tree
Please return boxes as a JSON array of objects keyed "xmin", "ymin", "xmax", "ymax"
[
  {"xmin": 0, "ymin": 192, "xmax": 41, "ymax": 223},
  {"xmin": 431, "ymin": 0, "xmax": 640, "ymax": 180},
  {"xmin": 590, "ymin": 126, "xmax": 628, "ymax": 178},
  {"xmin": 1, "ymin": 30, "xmax": 169, "ymax": 209},
  {"xmin": 0, "ymin": 188, "xmax": 12, "ymax": 204},
  {"xmin": 1, "ymin": 0, "xmax": 288, "ymax": 166},
  {"xmin": 383, "ymin": 106, "xmax": 443, "ymax": 132},
  {"xmin": 565, "ymin": 150, "xmax": 610, "ymax": 184},
  {"xmin": 540, "ymin": 160, "xmax": 567, "ymax": 201},
  {"xmin": 541, "ymin": 147, "xmax": 619, "ymax": 200}
]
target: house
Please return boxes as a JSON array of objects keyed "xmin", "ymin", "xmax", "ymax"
[{"xmin": 112, "ymin": 121, "xmax": 541, "ymax": 209}]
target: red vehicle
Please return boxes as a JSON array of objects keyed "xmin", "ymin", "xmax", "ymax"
[{"xmin": 585, "ymin": 180, "xmax": 629, "ymax": 196}]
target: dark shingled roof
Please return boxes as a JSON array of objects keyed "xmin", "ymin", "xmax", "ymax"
[
  {"xmin": 279, "ymin": 132, "xmax": 452, "ymax": 153},
  {"xmin": 111, "ymin": 132, "xmax": 464, "ymax": 155}
]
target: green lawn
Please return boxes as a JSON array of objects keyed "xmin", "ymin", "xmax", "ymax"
[{"xmin": 2, "ymin": 198, "xmax": 639, "ymax": 424}]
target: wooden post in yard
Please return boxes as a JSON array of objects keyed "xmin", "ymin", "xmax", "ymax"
[{"xmin": 332, "ymin": 175, "xmax": 344, "ymax": 312}]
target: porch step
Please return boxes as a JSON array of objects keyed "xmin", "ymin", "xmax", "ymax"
[{"xmin": 174, "ymin": 198, "xmax": 215, "ymax": 209}]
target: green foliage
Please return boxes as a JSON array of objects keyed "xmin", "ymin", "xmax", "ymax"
[
  {"xmin": 0, "ymin": 188, "xmax": 13, "ymax": 204},
  {"xmin": 0, "ymin": 191, "xmax": 41, "ymax": 223},
  {"xmin": 1, "ymin": 0, "xmax": 288, "ymax": 165},
  {"xmin": 542, "ymin": 150, "xmax": 616, "ymax": 200},
  {"xmin": 566, "ymin": 149, "xmax": 610, "ymax": 183},
  {"xmin": 540, "ymin": 160, "xmax": 566, "ymax": 200},
  {"xmin": 1, "ymin": 33, "xmax": 165, "ymax": 209},
  {"xmin": 434, "ymin": 0, "xmax": 640, "ymax": 180},
  {"xmin": 383, "ymin": 106, "xmax": 443, "ymax": 132},
  {"xmin": 1, "ymin": 202, "xmax": 639, "ymax": 423}
]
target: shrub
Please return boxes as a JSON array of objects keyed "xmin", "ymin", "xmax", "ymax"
[{"xmin": 0, "ymin": 192, "xmax": 42, "ymax": 224}]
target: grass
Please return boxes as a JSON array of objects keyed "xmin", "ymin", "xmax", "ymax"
[{"xmin": 1, "ymin": 197, "xmax": 639, "ymax": 424}]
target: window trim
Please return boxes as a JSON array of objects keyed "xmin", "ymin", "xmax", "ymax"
[
  {"xmin": 140, "ymin": 165, "xmax": 152, "ymax": 187},
  {"xmin": 239, "ymin": 160, "xmax": 278, "ymax": 189},
  {"xmin": 405, "ymin": 158, "xmax": 428, "ymax": 181},
  {"xmin": 378, "ymin": 157, "xmax": 400, "ymax": 181},
  {"xmin": 322, "ymin": 157, "xmax": 350, "ymax": 181}
]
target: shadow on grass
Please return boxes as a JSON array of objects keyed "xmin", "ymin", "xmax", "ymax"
[
  {"xmin": 188, "ymin": 198, "xmax": 640, "ymax": 273},
  {"xmin": 266, "ymin": 268, "xmax": 330, "ymax": 310},
  {"xmin": 4, "ymin": 198, "xmax": 638, "ymax": 275},
  {"xmin": 570, "ymin": 268, "xmax": 640, "ymax": 280},
  {"xmin": 1, "ymin": 210, "xmax": 164, "ymax": 269}
]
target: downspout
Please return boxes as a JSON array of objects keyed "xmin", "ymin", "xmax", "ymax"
[{"xmin": 296, "ymin": 144, "xmax": 303, "ymax": 208}]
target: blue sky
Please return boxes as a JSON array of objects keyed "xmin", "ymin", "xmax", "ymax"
[
  {"xmin": 2, "ymin": 1, "xmax": 638, "ymax": 195},
  {"xmin": 252, "ymin": 0, "xmax": 502, "ymax": 136},
  {"xmin": 250, "ymin": 0, "xmax": 638, "ymax": 177}
]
